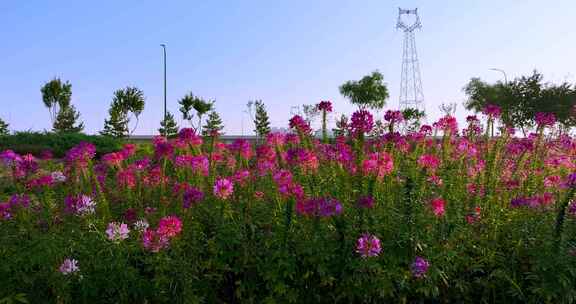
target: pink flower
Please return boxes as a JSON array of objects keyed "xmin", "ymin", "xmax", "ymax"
[
  {"xmin": 59, "ymin": 258, "xmax": 79, "ymax": 275},
  {"xmin": 418, "ymin": 154, "xmax": 440, "ymax": 171},
  {"xmin": 535, "ymin": 112, "xmax": 556, "ymax": 127},
  {"xmin": 356, "ymin": 233, "xmax": 382, "ymax": 258},
  {"xmin": 433, "ymin": 115, "xmax": 458, "ymax": 134},
  {"xmin": 289, "ymin": 115, "xmax": 312, "ymax": 135},
  {"xmin": 350, "ymin": 110, "xmax": 374, "ymax": 136},
  {"xmin": 482, "ymin": 104, "xmax": 502, "ymax": 118},
  {"xmin": 384, "ymin": 110, "xmax": 404, "ymax": 124},
  {"xmin": 106, "ymin": 222, "xmax": 130, "ymax": 241},
  {"xmin": 362, "ymin": 152, "xmax": 394, "ymax": 180},
  {"xmin": 214, "ymin": 178, "xmax": 234, "ymax": 200},
  {"xmin": 316, "ymin": 100, "xmax": 333, "ymax": 112},
  {"xmin": 142, "ymin": 229, "xmax": 170, "ymax": 253},
  {"xmin": 157, "ymin": 215, "xmax": 183, "ymax": 238},
  {"xmin": 430, "ymin": 198, "xmax": 445, "ymax": 217}
]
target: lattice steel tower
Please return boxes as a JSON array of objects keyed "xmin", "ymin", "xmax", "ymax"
[{"xmin": 397, "ymin": 8, "xmax": 424, "ymax": 111}]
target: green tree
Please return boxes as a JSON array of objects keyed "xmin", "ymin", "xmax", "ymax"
[
  {"xmin": 253, "ymin": 100, "xmax": 271, "ymax": 137},
  {"xmin": 463, "ymin": 70, "xmax": 576, "ymax": 134},
  {"xmin": 178, "ymin": 93, "xmax": 214, "ymax": 132},
  {"xmin": 202, "ymin": 111, "xmax": 224, "ymax": 137},
  {"xmin": 53, "ymin": 104, "xmax": 84, "ymax": 133},
  {"xmin": 101, "ymin": 100, "xmax": 129, "ymax": 138},
  {"xmin": 401, "ymin": 108, "xmax": 426, "ymax": 133},
  {"xmin": 339, "ymin": 71, "xmax": 389, "ymax": 110},
  {"xmin": 41, "ymin": 78, "xmax": 72, "ymax": 124},
  {"xmin": 0, "ymin": 118, "xmax": 9, "ymax": 135},
  {"xmin": 158, "ymin": 111, "xmax": 179, "ymax": 137}
]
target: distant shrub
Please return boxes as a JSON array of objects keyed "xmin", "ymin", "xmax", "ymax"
[{"xmin": 0, "ymin": 132, "xmax": 122, "ymax": 158}]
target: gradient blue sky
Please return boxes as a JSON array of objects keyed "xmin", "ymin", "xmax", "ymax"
[{"xmin": 1, "ymin": 0, "xmax": 575, "ymax": 135}]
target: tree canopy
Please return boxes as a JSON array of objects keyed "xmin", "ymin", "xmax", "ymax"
[{"xmin": 339, "ymin": 71, "xmax": 389, "ymax": 110}]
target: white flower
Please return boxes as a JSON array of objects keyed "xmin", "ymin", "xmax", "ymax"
[
  {"xmin": 59, "ymin": 258, "xmax": 79, "ymax": 275},
  {"xmin": 134, "ymin": 219, "xmax": 149, "ymax": 232},
  {"xmin": 51, "ymin": 171, "xmax": 67, "ymax": 183}
]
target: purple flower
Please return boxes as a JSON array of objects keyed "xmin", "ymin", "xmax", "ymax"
[
  {"xmin": 350, "ymin": 110, "xmax": 374, "ymax": 136},
  {"xmin": 356, "ymin": 195, "xmax": 375, "ymax": 209},
  {"xmin": 411, "ymin": 256, "xmax": 430, "ymax": 278},
  {"xmin": 568, "ymin": 201, "xmax": 576, "ymax": 217},
  {"xmin": 0, "ymin": 150, "xmax": 22, "ymax": 167},
  {"xmin": 65, "ymin": 142, "xmax": 96, "ymax": 168},
  {"xmin": 51, "ymin": 171, "xmax": 66, "ymax": 182},
  {"xmin": 296, "ymin": 197, "xmax": 343, "ymax": 217},
  {"xmin": 106, "ymin": 222, "xmax": 130, "ymax": 242},
  {"xmin": 510, "ymin": 196, "xmax": 531, "ymax": 208},
  {"xmin": 214, "ymin": 178, "xmax": 234, "ymax": 200},
  {"xmin": 65, "ymin": 194, "xmax": 96, "ymax": 216},
  {"xmin": 535, "ymin": 112, "xmax": 556, "ymax": 127},
  {"xmin": 356, "ymin": 233, "xmax": 382, "ymax": 258},
  {"xmin": 183, "ymin": 187, "xmax": 204, "ymax": 208},
  {"xmin": 59, "ymin": 258, "xmax": 79, "ymax": 275},
  {"xmin": 566, "ymin": 173, "xmax": 576, "ymax": 188},
  {"xmin": 316, "ymin": 100, "xmax": 333, "ymax": 112},
  {"xmin": 482, "ymin": 104, "xmax": 502, "ymax": 118},
  {"xmin": 384, "ymin": 110, "xmax": 404, "ymax": 123}
]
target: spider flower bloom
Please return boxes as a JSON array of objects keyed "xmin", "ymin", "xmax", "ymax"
[
  {"xmin": 19, "ymin": 154, "xmax": 38, "ymax": 175},
  {"xmin": 411, "ymin": 256, "xmax": 430, "ymax": 279},
  {"xmin": 568, "ymin": 201, "xmax": 576, "ymax": 217},
  {"xmin": 142, "ymin": 229, "xmax": 170, "ymax": 253},
  {"xmin": 535, "ymin": 112, "xmax": 556, "ymax": 127},
  {"xmin": 430, "ymin": 198, "xmax": 445, "ymax": 217},
  {"xmin": 65, "ymin": 194, "xmax": 96, "ymax": 216},
  {"xmin": 433, "ymin": 115, "xmax": 458, "ymax": 135},
  {"xmin": 157, "ymin": 215, "xmax": 183, "ymax": 238},
  {"xmin": 289, "ymin": 115, "xmax": 312, "ymax": 135},
  {"xmin": 133, "ymin": 219, "xmax": 149, "ymax": 232},
  {"xmin": 214, "ymin": 178, "xmax": 234, "ymax": 200},
  {"xmin": 566, "ymin": 173, "xmax": 576, "ymax": 188},
  {"xmin": 356, "ymin": 233, "xmax": 382, "ymax": 258},
  {"xmin": 482, "ymin": 104, "xmax": 502, "ymax": 118},
  {"xmin": 106, "ymin": 222, "xmax": 130, "ymax": 242},
  {"xmin": 64, "ymin": 142, "xmax": 96, "ymax": 169},
  {"xmin": 417, "ymin": 154, "xmax": 440, "ymax": 171},
  {"xmin": 178, "ymin": 128, "xmax": 203, "ymax": 146},
  {"xmin": 120, "ymin": 143, "xmax": 136, "ymax": 158},
  {"xmin": 316, "ymin": 100, "xmax": 333, "ymax": 112},
  {"xmin": 230, "ymin": 139, "xmax": 253, "ymax": 160},
  {"xmin": 356, "ymin": 195, "xmax": 375, "ymax": 209},
  {"xmin": 51, "ymin": 171, "xmax": 67, "ymax": 183},
  {"xmin": 0, "ymin": 150, "xmax": 22, "ymax": 167},
  {"xmin": 183, "ymin": 187, "xmax": 204, "ymax": 208},
  {"xmin": 59, "ymin": 258, "xmax": 79, "ymax": 275},
  {"xmin": 266, "ymin": 132, "xmax": 286, "ymax": 148},
  {"xmin": 296, "ymin": 197, "xmax": 343, "ymax": 217},
  {"xmin": 190, "ymin": 155, "xmax": 209, "ymax": 176},
  {"xmin": 362, "ymin": 152, "xmax": 394, "ymax": 180},
  {"xmin": 102, "ymin": 152, "xmax": 125, "ymax": 167},
  {"xmin": 350, "ymin": 110, "xmax": 374, "ymax": 136},
  {"xmin": 384, "ymin": 110, "xmax": 404, "ymax": 124}
]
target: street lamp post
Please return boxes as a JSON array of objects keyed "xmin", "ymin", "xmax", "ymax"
[
  {"xmin": 160, "ymin": 44, "xmax": 167, "ymax": 127},
  {"xmin": 489, "ymin": 68, "xmax": 508, "ymax": 84}
]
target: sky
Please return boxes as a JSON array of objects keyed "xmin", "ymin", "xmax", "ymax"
[{"xmin": 1, "ymin": 0, "xmax": 575, "ymax": 135}]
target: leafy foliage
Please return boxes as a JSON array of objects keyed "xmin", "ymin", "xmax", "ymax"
[
  {"xmin": 52, "ymin": 104, "xmax": 84, "ymax": 133},
  {"xmin": 253, "ymin": 100, "xmax": 271, "ymax": 137},
  {"xmin": 401, "ymin": 108, "xmax": 426, "ymax": 133},
  {"xmin": 40, "ymin": 78, "xmax": 72, "ymax": 124},
  {"xmin": 463, "ymin": 70, "xmax": 576, "ymax": 133},
  {"xmin": 178, "ymin": 93, "xmax": 214, "ymax": 132},
  {"xmin": 0, "ymin": 118, "xmax": 9, "ymax": 135},
  {"xmin": 202, "ymin": 111, "xmax": 224, "ymax": 137},
  {"xmin": 0, "ymin": 131, "xmax": 122, "ymax": 158},
  {"xmin": 158, "ymin": 111, "xmax": 179, "ymax": 137},
  {"xmin": 339, "ymin": 71, "xmax": 389, "ymax": 110},
  {"xmin": 101, "ymin": 87, "xmax": 145, "ymax": 137}
]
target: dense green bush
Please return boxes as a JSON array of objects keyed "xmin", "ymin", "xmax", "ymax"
[{"xmin": 0, "ymin": 132, "xmax": 122, "ymax": 158}]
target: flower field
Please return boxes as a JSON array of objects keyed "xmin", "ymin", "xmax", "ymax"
[{"xmin": 1, "ymin": 106, "xmax": 576, "ymax": 303}]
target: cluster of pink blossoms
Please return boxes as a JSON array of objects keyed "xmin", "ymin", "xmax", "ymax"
[
  {"xmin": 142, "ymin": 215, "xmax": 183, "ymax": 252},
  {"xmin": 362, "ymin": 152, "xmax": 394, "ymax": 181},
  {"xmin": 356, "ymin": 233, "xmax": 382, "ymax": 258},
  {"xmin": 288, "ymin": 115, "xmax": 312, "ymax": 135},
  {"xmin": 214, "ymin": 178, "xmax": 234, "ymax": 200},
  {"xmin": 316, "ymin": 100, "xmax": 333, "ymax": 112},
  {"xmin": 106, "ymin": 222, "xmax": 130, "ymax": 242}
]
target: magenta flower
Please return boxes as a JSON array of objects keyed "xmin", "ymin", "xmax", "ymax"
[
  {"xmin": 59, "ymin": 258, "xmax": 79, "ymax": 275},
  {"xmin": 535, "ymin": 112, "xmax": 556, "ymax": 127},
  {"xmin": 356, "ymin": 195, "xmax": 375, "ymax": 209},
  {"xmin": 350, "ymin": 110, "xmax": 374, "ymax": 136},
  {"xmin": 482, "ymin": 104, "xmax": 502, "ymax": 118},
  {"xmin": 142, "ymin": 229, "xmax": 170, "ymax": 253},
  {"xmin": 157, "ymin": 215, "xmax": 183, "ymax": 238},
  {"xmin": 214, "ymin": 178, "xmax": 234, "ymax": 200},
  {"xmin": 433, "ymin": 115, "xmax": 458, "ymax": 134},
  {"xmin": 183, "ymin": 187, "xmax": 204, "ymax": 208},
  {"xmin": 417, "ymin": 154, "xmax": 440, "ymax": 171},
  {"xmin": 430, "ymin": 198, "xmax": 445, "ymax": 217},
  {"xmin": 362, "ymin": 152, "xmax": 394, "ymax": 180},
  {"xmin": 106, "ymin": 222, "xmax": 130, "ymax": 242},
  {"xmin": 296, "ymin": 197, "xmax": 343, "ymax": 217},
  {"xmin": 316, "ymin": 100, "xmax": 333, "ymax": 112},
  {"xmin": 384, "ymin": 110, "xmax": 404, "ymax": 123},
  {"xmin": 568, "ymin": 201, "xmax": 576, "ymax": 217},
  {"xmin": 102, "ymin": 152, "xmax": 125, "ymax": 167},
  {"xmin": 289, "ymin": 115, "xmax": 312, "ymax": 135},
  {"xmin": 178, "ymin": 128, "xmax": 203, "ymax": 146},
  {"xmin": 411, "ymin": 256, "xmax": 430, "ymax": 278},
  {"xmin": 356, "ymin": 233, "xmax": 382, "ymax": 258},
  {"xmin": 65, "ymin": 194, "xmax": 96, "ymax": 216}
]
